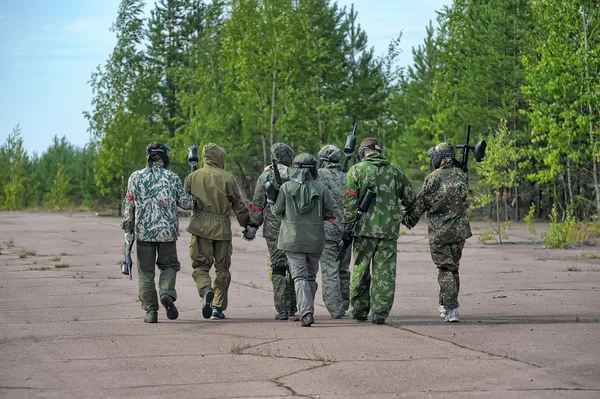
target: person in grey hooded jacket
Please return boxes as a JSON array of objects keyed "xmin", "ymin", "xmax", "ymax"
[{"xmin": 271, "ymin": 153, "xmax": 334, "ymax": 327}]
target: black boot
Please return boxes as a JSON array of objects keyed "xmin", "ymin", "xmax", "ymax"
[{"xmin": 160, "ymin": 294, "xmax": 179, "ymax": 320}]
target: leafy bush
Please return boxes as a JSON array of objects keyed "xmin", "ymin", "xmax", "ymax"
[{"xmin": 542, "ymin": 205, "xmax": 578, "ymax": 249}]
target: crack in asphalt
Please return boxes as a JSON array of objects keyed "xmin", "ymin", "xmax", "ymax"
[{"xmin": 395, "ymin": 325, "xmax": 542, "ymax": 368}]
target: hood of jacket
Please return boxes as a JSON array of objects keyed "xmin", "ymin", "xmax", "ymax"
[
  {"xmin": 271, "ymin": 143, "xmax": 294, "ymax": 166},
  {"xmin": 289, "ymin": 179, "xmax": 320, "ymax": 215},
  {"xmin": 362, "ymin": 152, "xmax": 390, "ymax": 167},
  {"xmin": 202, "ymin": 143, "xmax": 226, "ymax": 169}
]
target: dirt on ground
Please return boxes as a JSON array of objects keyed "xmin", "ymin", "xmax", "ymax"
[{"xmin": 0, "ymin": 212, "xmax": 599, "ymax": 398}]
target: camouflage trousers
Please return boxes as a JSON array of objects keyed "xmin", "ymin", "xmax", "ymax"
[
  {"xmin": 189, "ymin": 235, "xmax": 232, "ymax": 311},
  {"xmin": 320, "ymin": 239, "xmax": 351, "ymax": 317},
  {"xmin": 430, "ymin": 240, "xmax": 465, "ymax": 309},
  {"xmin": 266, "ymin": 237, "xmax": 297, "ymax": 315},
  {"xmin": 136, "ymin": 241, "xmax": 180, "ymax": 312},
  {"xmin": 350, "ymin": 237, "xmax": 397, "ymax": 321}
]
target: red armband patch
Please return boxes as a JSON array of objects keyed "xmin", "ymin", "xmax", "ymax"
[
  {"xmin": 248, "ymin": 203, "xmax": 264, "ymax": 212},
  {"xmin": 125, "ymin": 194, "xmax": 134, "ymax": 201},
  {"xmin": 344, "ymin": 190, "xmax": 358, "ymax": 198},
  {"xmin": 325, "ymin": 216, "xmax": 337, "ymax": 221}
]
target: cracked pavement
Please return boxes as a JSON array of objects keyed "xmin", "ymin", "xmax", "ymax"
[{"xmin": 0, "ymin": 212, "xmax": 599, "ymax": 398}]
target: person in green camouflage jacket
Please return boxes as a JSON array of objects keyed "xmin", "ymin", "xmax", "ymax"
[
  {"xmin": 317, "ymin": 144, "xmax": 351, "ymax": 318},
  {"xmin": 402, "ymin": 142, "xmax": 472, "ymax": 323},
  {"xmin": 343, "ymin": 138, "xmax": 416, "ymax": 324},
  {"xmin": 248, "ymin": 143, "xmax": 297, "ymax": 320},
  {"xmin": 121, "ymin": 142, "xmax": 194, "ymax": 323}
]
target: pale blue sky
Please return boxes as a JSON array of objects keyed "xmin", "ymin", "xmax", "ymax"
[{"xmin": 0, "ymin": 0, "xmax": 451, "ymax": 155}]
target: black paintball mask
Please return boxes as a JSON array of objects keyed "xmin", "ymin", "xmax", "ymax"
[
  {"xmin": 146, "ymin": 142, "xmax": 171, "ymax": 168},
  {"xmin": 357, "ymin": 143, "xmax": 382, "ymax": 161},
  {"xmin": 295, "ymin": 156, "xmax": 319, "ymax": 180},
  {"xmin": 428, "ymin": 142, "xmax": 455, "ymax": 169}
]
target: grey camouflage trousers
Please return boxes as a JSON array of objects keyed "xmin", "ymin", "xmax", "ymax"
[
  {"xmin": 320, "ymin": 239, "xmax": 351, "ymax": 317},
  {"xmin": 430, "ymin": 240, "xmax": 465, "ymax": 309}
]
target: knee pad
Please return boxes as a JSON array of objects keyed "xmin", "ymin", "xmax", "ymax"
[{"xmin": 271, "ymin": 265, "xmax": 287, "ymax": 276}]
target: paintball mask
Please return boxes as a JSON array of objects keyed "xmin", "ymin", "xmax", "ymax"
[
  {"xmin": 294, "ymin": 154, "xmax": 319, "ymax": 180},
  {"xmin": 428, "ymin": 142, "xmax": 455, "ymax": 169},
  {"xmin": 357, "ymin": 138, "xmax": 382, "ymax": 161},
  {"xmin": 146, "ymin": 142, "xmax": 171, "ymax": 168}
]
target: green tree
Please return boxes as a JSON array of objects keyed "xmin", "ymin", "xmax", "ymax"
[
  {"xmin": 48, "ymin": 163, "xmax": 71, "ymax": 210},
  {"xmin": 2, "ymin": 125, "xmax": 29, "ymax": 210}
]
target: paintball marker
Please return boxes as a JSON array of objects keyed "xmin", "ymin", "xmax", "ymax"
[
  {"xmin": 454, "ymin": 124, "xmax": 487, "ymax": 183},
  {"xmin": 188, "ymin": 143, "xmax": 199, "ymax": 173},
  {"xmin": 265, "ymin": 157, "xmax": 283, "ymax": 204},
  {"xmin": 342, "ymin": 124, "xmax": 358, "ymax": 173},
  {"xmin": 120, "ymin": 235, "xmax": 135, "ymax": 280},
  {"xmin": 337, "ymin": 189, "xmax": 376, "ymax": 262}
]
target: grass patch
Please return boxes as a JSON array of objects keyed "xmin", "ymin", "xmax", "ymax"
[
  {"xmin": 106, "ymin": 276, "xmax": 120, "ymax": 279},
  {"xmin": 566, "ymin": 265, "xmax": 582, "ymax": 272},
  {"xmin": 19, "ymin": 249, "xmax": 37, "ymax": 258},
  {"xmin": 51, "ymin": 257, "xmax": 61, "ymax": 262},
  {"xmin": 72, "ymin": 317, "xmax": 79, "ymax": 321},
  {"xmin": 54, "ymin": 264, "xmax": 70, "ymax": 269},
  {"xmin": 60, "ymin": 252, "xmax": 69, "ymax": 256},
  {"xmin": 73, "ymin": 271, "xmax": 85, "ymax": 279},
  {"xmin": 28, "ymin": 266, "xmax": 51, "ymax": 271},
  {"xmin": 578, "ymin": 252, "xmax": 600, "ymax": 260}
]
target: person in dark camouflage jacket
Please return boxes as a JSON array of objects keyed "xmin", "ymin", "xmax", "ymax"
[
  {"xmin": 121, "ymin": 142, "xmax": 194, "ymax": 323},
  {"xmin": 248, "ymin": 143, "xmax": 297, "ymax": 320},
  {"xmin": 317, "ymin": 144, "xmax": 351, "ymax": 318},
  {"xmin": 343, "ymin": 138, "xmax": 416, "ymax": 324},
  {"xmin": 402, "ymin": 142, "xmax": 472, "ymax": 322}
]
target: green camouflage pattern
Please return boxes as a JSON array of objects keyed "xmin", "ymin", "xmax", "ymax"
[
  {"xmin": 343, "ymin": 152, "xmax": 415, "ymax": 240},
  {"xmin": 121, "ymin": 162, "xmax": 194, "ymax": 242},
  {"xmin": 248, "ymin": 143, "xmax": 296, "ymax": 315},
  {"xmin": 266, "ymin": 237, "xmax": 297, "ymax": 314},
  {"xmin": 318, "ymin": 144, "xmax": 350, "ymax": 316},
  {"xmin": 349, "ymin": 237, "xmax": 397, "ymax": 321},
  {"xmin": 431, "ymin": 241, "xmax": 465, "ymax": 309},
  {"xmin": 403, "ymin": 143, "xmax": 472, "ymax": 245}
]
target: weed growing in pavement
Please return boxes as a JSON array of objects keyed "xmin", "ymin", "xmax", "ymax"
[
  {"xmin": 566, "ymin": 265, "xmax": 581, "ymax": 272},
  {"xmin": 524, "ymin": 203, "xmax": 537, "ymax": 242},
  {"xmin": 27, "ymin": 266, "xmax": 51, "ymax": 271},
  {"xmin": 51, "ymin": 257, "xmax": 61, "ymax": 262},
  {"xmin": 231, "ymin": 343, "xmax": 250, "ymax": 354},
  {"xmin": 54, "ymin": 264, "xmax": 70, "ymax": 269}
]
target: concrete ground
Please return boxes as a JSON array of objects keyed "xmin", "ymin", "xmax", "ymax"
[{"xmin": 0, "ymin": 212, "xmax": 599, "ymax": 398}]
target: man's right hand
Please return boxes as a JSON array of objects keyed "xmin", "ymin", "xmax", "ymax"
[{"xmin": 341, "ymin": 229, "xmax": 353, "ymax": 246}]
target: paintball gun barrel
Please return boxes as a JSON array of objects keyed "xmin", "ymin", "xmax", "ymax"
[
  {"xmin": 120, "ymin": 236, "xmax": 135, "ymax": 280},
  {"xmin": 454, "ymin": 124, "xmax": 487, "ymax": 183},
  {"xmin": 337, "ymin": 189, "xmax": 376, "ymax": 262},
  {"xmin": 342, "ymin": 124, "xmax": 358, "ymax": 173}
]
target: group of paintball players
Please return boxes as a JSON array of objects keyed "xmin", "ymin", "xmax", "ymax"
[{"xmin": 120, "ymin": 126, "xmax": 485, "ymax": 327}]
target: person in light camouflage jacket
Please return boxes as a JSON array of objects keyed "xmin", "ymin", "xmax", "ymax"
[
  {"xmin": 402, "ymin": 142, "xmax": 472, "ymax": 323},
  {"xmin": 317, "ymin": 144, "xmax": 351, "ymax": 318},
  {"xmin": 248, "ymin": 143, "xmax": 297, "ymax": 320},
  {"xmin": 121, "ymin": 142, "xmax": 194, "ymax": 323},
  {"xmin": 343, "ymin": 138, "xmax": 416, "ymax": 325}
]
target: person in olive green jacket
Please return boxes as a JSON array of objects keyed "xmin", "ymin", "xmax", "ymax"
[
  {"xmin": 184, "ymin": 143, "xmax": 251, "ymax": 320},
  {"xmin": 272, "ymin": 153, "xmax": 334, "ymax": 327}
]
